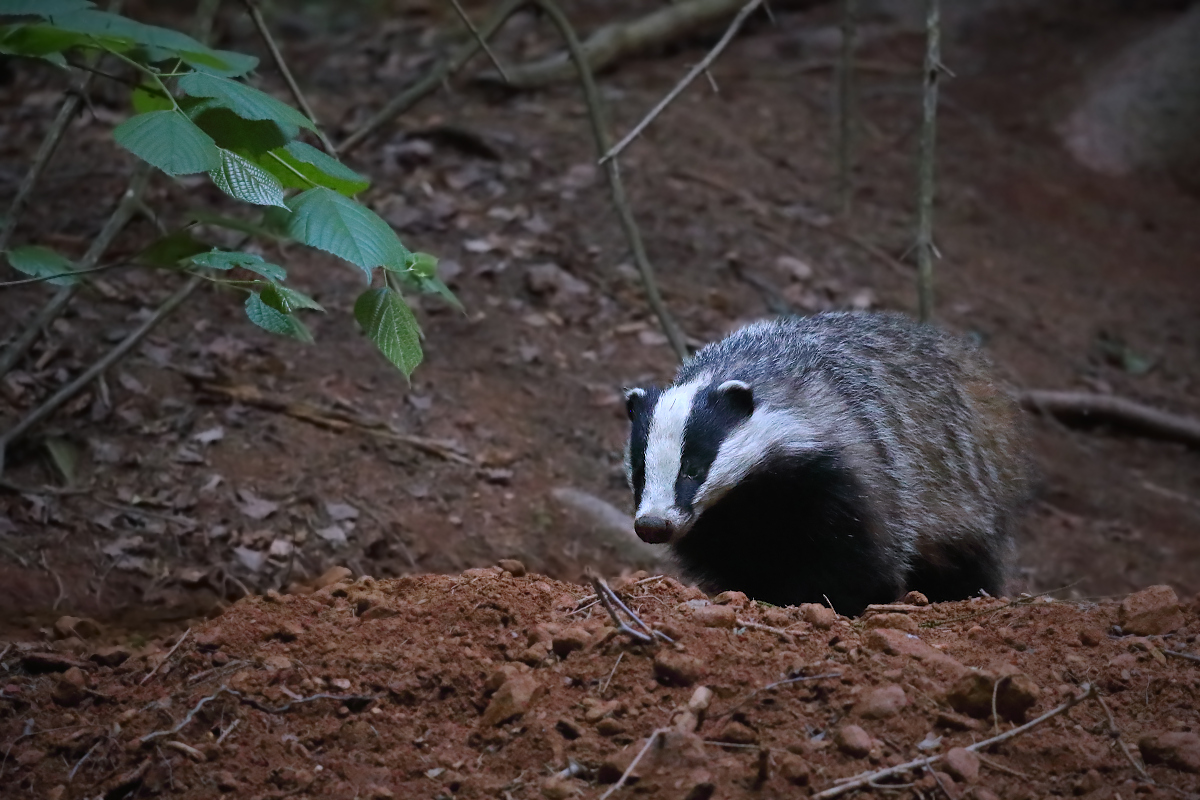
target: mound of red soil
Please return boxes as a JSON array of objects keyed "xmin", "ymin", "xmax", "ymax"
[{"xmin": 2, "ymin": 570, "xmax": 1198, "ymax": 799}]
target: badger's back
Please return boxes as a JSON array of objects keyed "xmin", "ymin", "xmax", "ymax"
[{"xmin": 628, "ymin": 312, "xmax": 1028, "ymax": 615}]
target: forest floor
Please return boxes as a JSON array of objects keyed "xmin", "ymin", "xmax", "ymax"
[{"xmin": 1, "ymin": 0, "xmax": 1200, "ymax": 796}]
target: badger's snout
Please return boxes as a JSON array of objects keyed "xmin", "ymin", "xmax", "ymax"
[{"xmin": 634, "ymin": 515, "xmax": 674, "ymax": 543}]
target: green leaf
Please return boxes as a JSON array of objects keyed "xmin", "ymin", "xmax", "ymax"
[
  {"xmin": 179, "ymin": 48, "xmax": 257, "ymax": 78},
  {"xmin": 209, "ymin": 149, "xmax": 288, "ymax": 208},
  {"xmin": 263, "ymin": 141, "xmax": 368, "ymax": 196},
  {"xmin": 245, "ymin": 292, "xmax": 312, "ymax": 342},
  {"xmin": 284, "ymin": 188, "xmax": 409, "ymax": 280},
  {"xmin": 188, "ymin": 249, "xmax": 285, "ymax": 282},
  {"xmin": 354, "ymin": 287, "xmax": 422, "ymax": 379},
  {"xmin": 138, "ymin": 231, "xmax": 211, "ymax": 266},
  {"xmin": 261, "ymin": 284, "xmax": 323, "ymax": 313},
  {"xmin": 186, "ymin": 210, "xmax": 288, "ymax": 242},
  {"xmin": 6, "ymin": 245, "xmax": 77, "ymax": 285},
  {"xmin": 178, "ymin": 72, "xmax": 314, "ymax": 140},
  {"xmin": 406, "ymin": 251, "xmax": 439, "ymax": 279},
  {"xmin": 189, "ymin": 106, "xmax": 288, "ymax": 154},
  {"xmin": 0, "ymin": 22, "xmax": 89, "ymax": 58},
  {"xmin": 131, "ymin": 83, "xmax": 172, "ymax": 113},
  {"xmin": 43, "ymin": 9, "xmax": 208, "ymax": 53},
  {"xmin": 0, "ymin": 0, "xmax": 94, "ymax": 15},
  {"xmin": 416, "ymin": 274, "xmax": 463, "ymax": 312},
  {"xmin": 113, "ymin": 110, "xmax": 221, "ymax": 175}
]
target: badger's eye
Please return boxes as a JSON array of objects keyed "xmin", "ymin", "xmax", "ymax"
[{"xmin": 680, "ymin": 462, "xmax": 704, "ymax": 482}]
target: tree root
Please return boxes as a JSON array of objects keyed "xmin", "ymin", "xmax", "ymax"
[{"xmin": 1019, "ymin": 390, "xmax": 1200, "ymax": 449}]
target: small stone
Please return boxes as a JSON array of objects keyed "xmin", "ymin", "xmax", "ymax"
[
  {"xmin": 555, "ymin": 718, "xmax": 582, "ymax": 740},
  {"xmin": 693, "ymin": 604, "xmax": 737, "ymax": 628},
  {"xmin": 833, "ymin": 724, "xmax": 872, "ymax": 758},
  {"xmin": 775, "ymin": 254, "xmax": 814, "ymax": 281},
  {"xmin": 864, "ymin": 628, "xmax": 937, "ymax": 659},
  {"xmin": 865, "ymin": 613, "xmax": 917, "ymax": 633},
  {"xmin": 855, "ymin": 684, "xmax": 908, "ymax": 719},
  {"xmin": 972, "ymin": 790, "xmax": 1001, "ymax": 800},
  {"xmin": 967, "ymin": 625, "xmax": 986, "ymax": 640},
  {"xmin": 716, "ymin": 720, "xmax": 758, "ymax": 745},
  {"xmin": 541, "ymin": 776, "xmax": 575, "ymax": 800},
  {"xmin": 932, "ymin": 772, "xmax": 962, "ymax": 800},
  {"xmin": 943, "ymin": 748, "xmax": 980, "ymax": 783},
  {"xmin": 597, "ymin": 750, "xmax": 641, "ymax": 784},
  {"xmin": 367, "ymin": 785, "xmax": 395, "ymax": 800},
  {"xmin": 1079, "ymin": 628, "xmax": 1104, "ymax": 647},
  {"xmin": 314, "ymin": 566, "xmax": 353, "ymax": 589},
  {"xmin": 945, "ymin": 671, "xmax": 1040, "ymax": 722},
  {"xmin": 711, "ymin": 590, "xmax": 749, "ymax": 606},
  {"xmin": 90, "ymin": 645, "xmax": 131, "ymax": 667},
  {"xmin": 46, "ymin": 786, "xmax": 66, "ymax": 800},
  {"xmin": 216, "ymin": 771, "xmax": 238, "ymax": 792},
  {"xmin": 596, "ymin": 718, "xmax": 626, "ymax": 737},
  {"xmin": 52, "ymin": 667, "xmax": 87, "ymax": 707},
  {"xmin": 902, "ymin": 590, "xmax": 930, "ymax": 606},
  {"xmin": 13, "ymin": 745, "xmax": 46, "ymax": 767},
  {"xmin": 54, "ymin": 616, "xmax": 102, "ymax": 640},
  {"xmin": 800, "ymin": 603, "xmax": 836, "ymax": 629},
  {"xmin": 583, "ymin": 699, "xmax": 621, "ymax": 723},
  {"xmin": 653, "ymin": 650, "xmax": 705, "ymax": 687},
  {"xmin": 682, "ymin": 781, "xmax": 716, "ymax": 800},
  {"xmin": 498, "ymin": 559, "xmax": 526, "ymax": 577},
  {"xmin": 551, "ymin": 626, "xmax": 591, "ymax": 658},
  {"xmin": 687, "ymin": 686, "xmax": 714, "ymax": 713},
  {"xmin": 762, "ymin": 607, "xmax": 792, "ymax": 626},
  {"xmin": 777, "ymin": 752, "xmax": 810, "ymax": 786},
  {"xmin": 1138, "ymin": 732, "xmax": 1200, "ymax": 773},
  {"xmin": 1120, "ymin": 585, "xmax": 1184, "ymax": 636},
  {"xmin": 193, "ymin": 629, "xmax": 225, "ymax": 651},
  {"xmin": 360, "ymin": 605, "xmax": 400, "ymax": 621},
  {"xmin": 480, "ymin": 673, "xmax": 544, "ymax": 727}
]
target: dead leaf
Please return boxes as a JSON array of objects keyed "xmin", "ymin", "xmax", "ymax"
[
  {"xmin": 236, "ymin": 490, "xmax": 279, "ymax": 520},
  {"xmin": 193, "ymin": 426, "xmax": 225, "ymax": 445},
  {"xmin": 324, "ymin": 502, "xmax": 359, "ymax": 522}
]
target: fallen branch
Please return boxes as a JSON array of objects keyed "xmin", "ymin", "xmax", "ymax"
[
  {"xmin": 1019, "ymin": 390, "xmax": 1200, "ymax": 449},
  {"xmin": 599, "ymin": 0, "xmax": 765, "ymax": 165},
  {"xmin": 588, "ymin": 572, "xmax": 658, "ymax": 644},
  {"xmin": 194, "ymin": 382, "xmax": 475, "ymax": 465},
  {"xmin": 812, "ymin": 684, "xmax": 1096, "ymax": 799},
  {"xmin": 476, "ymin": 0, "xmax": 749, "ymax": 89}
]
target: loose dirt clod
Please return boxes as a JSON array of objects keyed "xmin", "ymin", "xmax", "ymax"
[{"xmin": 1120, "ymin": 584, "xmax": 1185, "ymax": 635}]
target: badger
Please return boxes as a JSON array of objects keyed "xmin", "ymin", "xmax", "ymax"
[{"xmin": 623, "ymin": 311, "xmax": 1029, "ymax": 616}]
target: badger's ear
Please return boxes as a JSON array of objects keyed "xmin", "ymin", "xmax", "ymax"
[
  {"xmin": 623, "ymin": 387, "xmax": 649, "ymax": 420},
  {"xmin": 717, "ymin": 379, "xmax": 754, "ymax": 415}
]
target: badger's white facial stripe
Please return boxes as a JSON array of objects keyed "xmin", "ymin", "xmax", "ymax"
[
  {"xmin": 691, "ymin": 407, "xmax": 821, "ymax": 514},
  {"xmin": 637, "ymin": 374, "xmax": 709, "ymax": 523}
]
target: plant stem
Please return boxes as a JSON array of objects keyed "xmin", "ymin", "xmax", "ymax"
[
  {"xmin": 836, "ymin": 0, "xmax": 856, "ymax": 217},
  {"xmin": 915, "ymin": 0, "xmax": 940, "ymax": 323}
]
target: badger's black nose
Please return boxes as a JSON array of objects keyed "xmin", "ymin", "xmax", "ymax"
[{"xmin": 634, "ymin": 515, "xmax": 674, "ymax": 544}]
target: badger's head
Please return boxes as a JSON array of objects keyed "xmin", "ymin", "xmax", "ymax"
[{"xmin": 622, "ymin": 374, "xmax": 817, "ymax": 545}]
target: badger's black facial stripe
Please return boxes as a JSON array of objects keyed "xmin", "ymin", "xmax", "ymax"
[
  {"xmin": 675, "ymin": 381, "xmax": 755, "ymax": 511},
  {"xmin": 626, "ymin": 386, "xmax": 661, "ymax": 508}
]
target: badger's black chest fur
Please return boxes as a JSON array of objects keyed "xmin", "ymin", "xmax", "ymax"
[{"xmin": 623, "ymin": 312, "xmax": 1029, "ymax": 616}]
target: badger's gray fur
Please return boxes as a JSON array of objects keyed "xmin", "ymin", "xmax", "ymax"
[{"xmin": 623, "ymin": 311, "xmax": 1029, "ymax": 616}]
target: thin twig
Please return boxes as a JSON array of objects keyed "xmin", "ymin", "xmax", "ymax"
[
  {"xmin": 599, "ymin": 0, "xmax": 765, "ymax": 165},
  {"xmin": 138, "ymin": 688, "xmax": 231, "ymax": 745},
  {"xmin": 736, "ymin": 618, "xmax": 795, "ymax": 643},
  {"xmin": 67, "ymin": 739, "xmax": 102, "ymax": 782},
  {"xmin": 600, "ymin": 652, "xmax": 624, "ymax": 695},
  {"xmin": 448, "ymin": 0, "xmax": 510, "ymax": 82},
  {"xmin": 40, "ymin": 550, "xmax": 67, "ymax": 611},
  {"xmin": 915, "ymin": 0, "xmax": 940, "ymax": 323},
  {"xmin": 1019, "ymin": 390, "xmax": 1200, "ymax": 449},
  {"xmin": 0, "ymin": 274, "xmax": 203, "ymax": 474},
  {"xmin": 1094, "ymin": 692, "xmax": 1154, "ymax": 783},
  {"xmin": 589, "ymin": 575, "xmax": 653, "ymax": 644},
  {"xmin": 214, "ymin": 718, "xmax": 240, "ymax": 745},
  {"xmin": 599, "ymin": 728, "xmax": 667, "ymax": 800},
  {"xmin": 140, "ymin": 628, "xmax": 191, "ymax": 685},
  {"xmin": 975, "ymin": 753, "xmax": 1029, "ymax": 779},
  {"xmin": 716, "ymin": 672, "xmax": 842, "ymax": 720},
  {"xmin": 925, "ymin": 757, "xmax": 951, "ymax": 800},
  {"xmin": 991, "ymin": 674, "xmax": 1009, "ymax": 733},
  {"xmin": 239, "ymin": 0, "xmax": 335, "ymax": 155},
  {"xmin": 812, "ymin": 684, "xmax": 1096, "ymax": 799},
  {"xmin": 1164, "ymin": 650, "xmax": 1200, "ymax": 664}
]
